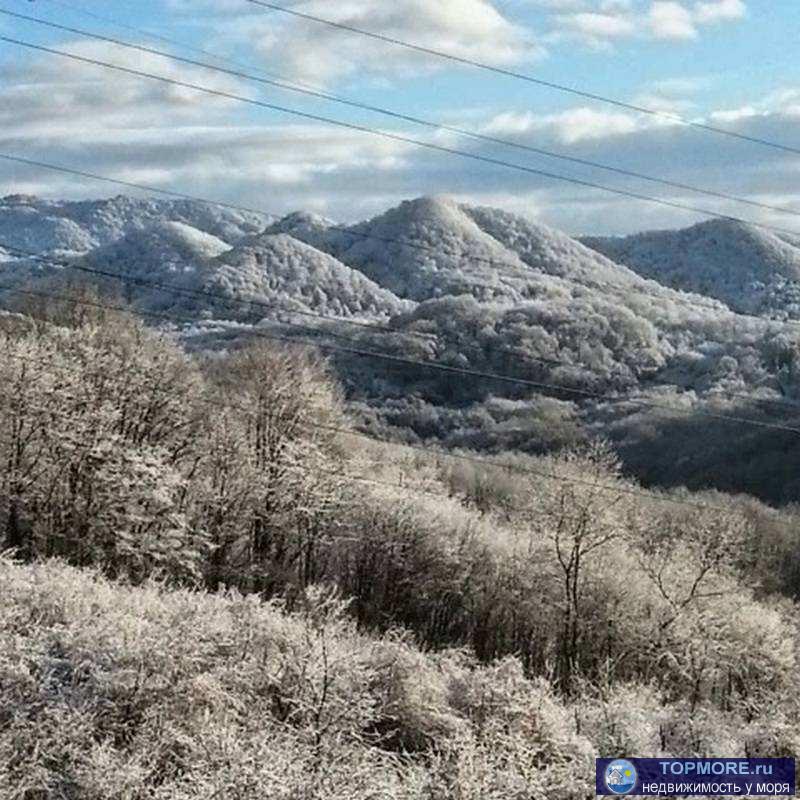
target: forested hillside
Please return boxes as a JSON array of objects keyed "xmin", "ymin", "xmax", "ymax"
[
  {"xmin": 582, "ymin": 219, "xmax": 800, "ymax": 320},
  {"xmin": 3, "ymin": 193, "xmax": 800, "ymax": 504},
  {"xmin": 1, "ymin": 307, "xmax": 799, "ymax": 797}
]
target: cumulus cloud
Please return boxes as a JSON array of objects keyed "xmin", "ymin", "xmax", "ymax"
[
  {"xmin": 555, "ymin": 11, "xmax": 637, "ymax": 44},
  {"xmin": 694, "ymin": 0, "xmax": 746, "ymax": 23},
  {"xmin": 546, "ymin": 0, "xmax": 745, "ymax": 46},
  {"xmin": 169, "ymin": 0, "xmax": 544, "ymax": 85},
  {"xmin": 166, "ymin": 0, "xmax": 744, "ymax": 78},
  {"xmin": 648, "ymin": 2, "xmax": 697, "ymax": 39},
  {"xmin": 0, "ymin": 38, "xmax": 250, "ymax": 138},
  {"xmin": 482, "ymin": 107, "xmax": 641, "ymax": 143}
]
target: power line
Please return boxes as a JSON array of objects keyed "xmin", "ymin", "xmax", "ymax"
[
  {"xmin": 3, "ymin": 248, "xmax": 800, "ymax": 437},
  {"xmin": 0, "ymin": 154, "xmax": 271, "ymax": 221},
  {"xmin": 5, "ymin": 8, "xmax": 800, "ymax": 225},
  {"xmin": 0, "ymin": 324, "xmax": 736, "ymax": 515},
  {"xmin": 245, "ymin": 0, "xmax": 800, "ymax": 159},
  {"xmin": 4, "ymin": 35, "xmax": 800, "ymax": 241}
]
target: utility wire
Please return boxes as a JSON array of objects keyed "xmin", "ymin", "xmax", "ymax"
[
  {"xmin": 4, "ymin": 8, "xmax": 799, "ymax": 224},
  {"xmin": 4, "ymin": 35, "xmax": 800, "ymax": 241},
  {"xmin": 0, "ymin": 325, "xmax": 736, "ymax": 515},
  {"xmin": 2, "ymin": 248, "xmax": 800, "ymax": 437},
  {"xmin": 245, "ymin": 0, "xmax": 800, "ymax": 158}
]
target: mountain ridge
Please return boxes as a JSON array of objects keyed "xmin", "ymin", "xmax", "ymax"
[{"xmin": 581, "ymin": 217, "xmax": 800, "ymax": 319}]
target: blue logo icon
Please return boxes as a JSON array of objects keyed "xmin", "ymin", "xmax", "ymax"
[{"xmin": 605, "ymin": 759, "xmax": 637, "ymax": 795}]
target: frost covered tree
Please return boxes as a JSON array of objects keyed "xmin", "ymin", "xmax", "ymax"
[
  {"xmin": 525, "ymin": 442, "xmax": 631, "ymax": 692},
  {"xmin": 203, "ymin": 343, "xmax": 348, "ymax": 595},
  {"xmin": 0, "ymin": 312, "xmax": 208, "ymax": 580}
]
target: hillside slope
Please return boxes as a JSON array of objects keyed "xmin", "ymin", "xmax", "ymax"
[
  {"xmin": 582, "ymin": 218, "xmax": 800, "ymax": 319},
  {"xmin": 205, "ymin": 232, "xmax": 412, "ymax": 321},
  {"xmin": 2, "ymin": 556, "xmax": 797, "ymax": 799}
]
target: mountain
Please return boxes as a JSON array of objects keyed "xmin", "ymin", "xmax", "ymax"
[
  {"xmin": 273, "ymin": 197, "xmax": 768, "ymax": 393},
  {"xmin": 2, "ymin": 220, "xmax": 411, "ymax": 324},
  {"xmin": 0, "ymin": 194, "xmax": 781, "ymax": 393},
  {"xmin": 0, "ymin": 193, "xmax": 272, "ymax": 254},
  {"xmin": 0, "ymin": 198, "xmax": 96, "ymax": 254},
  {"xmin": 203, "ymin": 232, "xmax": 412, "ymax": 321},
  {"xmin": 582, "ymin": 218, "xmax": 800, "ymax": 319},
  {"xmin": 0, "ymin": 220, "xmax": 231, "ymax": 312},
  {"xmin": 282, "ymin": 196, "xmax": 729, "ymax": 309},
  {"xmin": 284, "ymin": 196, "xmax": 537, "ymax": 303},
  {"xmin": 86, "ymin": 220, "xmax": 232, "ymax": 271}
]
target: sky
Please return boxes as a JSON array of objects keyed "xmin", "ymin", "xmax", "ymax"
[{"xmin": 1, "ymin": 0, "xmax": 799, "ymax": 234}]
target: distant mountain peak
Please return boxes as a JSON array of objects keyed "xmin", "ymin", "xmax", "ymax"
[
  {"xmin": 1, "ymin": 194, "xmax": 39, "ymax": 206},
  {"xmin": 582, "ymin": 217, "xmax": 800, "ymax": 317},
  {"xmin": 266, "ymin": 210, "xmax": 334, "ymax": 237}
]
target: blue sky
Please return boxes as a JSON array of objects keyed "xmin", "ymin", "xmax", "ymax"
[{"xmin": 1, "ymin": 0, "xmax": 799, "ymax": 234}]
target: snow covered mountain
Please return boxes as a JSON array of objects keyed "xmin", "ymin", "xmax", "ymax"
[
  {"xmin": 279, "ymin": 196, "xmax": 728, "ymax": 309},
  {"xmin": 202, "ymin": 232, "xmax": 412, "ymax": 321},
  {"xmin": 263, "ymin": 196, "xmax": 771, "ymax": 388},
  {"xmin": 0, "ymin": 193, "xmax": 792, "ymax": 403},
  {"xmin": 0, "ymin": 199, "xmax": 96, "ymax": 254},
  {"xmin": 0, "ymin": 193, "xmax": 271, "ymax": 254},
  {"xmin": 582, "ymin": 218, "xmax": 800, "ymax": 319},
  {"xmin": 0, "ymin": 208, "xmax": 411, "ymax": 325}
]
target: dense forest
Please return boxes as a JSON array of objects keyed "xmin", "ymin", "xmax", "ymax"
[{"xmin": 1, "ymin": 300, "xmax": 799, "ymax": 797}]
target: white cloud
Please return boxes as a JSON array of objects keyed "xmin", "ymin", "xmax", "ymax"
[
  {"xmin": 649, "ymin": 75, "xmax": 715, "ymax": 95},
  {"xmin": 161, "ymin": 0, "xmax": 747, "ymax": 79},
  {"xmin": 709, "ymin": 105, "xmax": 758, "ymax": 123},
  {"xmin": 629, "ymin": 93, "xmax": 694, "ymax": 113},
  {"xmin": 482, "ymin": 106, "xmax": 641, "ymax": 143},
  {"xmin": 556, "ymin": 11, "xmax": 637, "ymax": 39},
  {"xmin": 172, "ymin": 0, "xmax": 545, "ymax": 85},
  {"xmin": 648, "ymin": 2, "xmax": 697, "ymax": 40},
  {"xmin": 694, "ymin": 0, "xmax": 746, "ymax": 23},
  {"xmin": 0, "ymin": 37, "xmax": 249, "ymax": 138},
  {"xmin": 545, "ymin": 0, "xmax": 745, "ymax": 47},
  {"xmin": 521, "ymin": 0, "xmax": 588, "ymax": 8}
]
